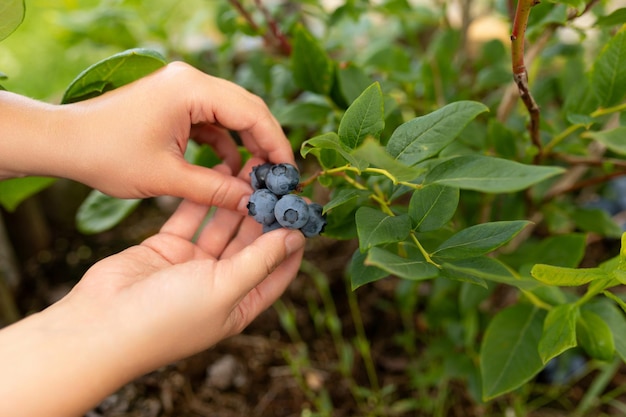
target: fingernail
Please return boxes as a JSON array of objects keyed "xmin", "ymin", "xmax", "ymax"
[
  {"xmin": 238, "ymin": 195, "xmax": 250, "ymax": 214},
  {"xmin": 285, "ymin": 230, "xmax": 305, "ymax": 256}
]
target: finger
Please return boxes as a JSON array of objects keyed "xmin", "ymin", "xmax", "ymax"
[
  {"xmin": 195, "ymin": 157, "xmax": 265, "ymax": 256},
  {"xmin": 195, "ymin": 208, "xmax": 247, "ymax": 258},
  {"xmin": 214, "ymin": 228, "xmax": 305, "ymax": 305},
  {"xmin": 184, "ymin": 69, "xmax": 294, "ymax": 165},
  {"xmin": 159, "ymin": 199, "xmax": 211, "ymax": 240},
  {"xmin": 159, "ymin": 159, "xmax": 252, "ymax": 213},
  {"xmin": 190, "ymin": 124, "xmax": 241, "ymax": 174}
]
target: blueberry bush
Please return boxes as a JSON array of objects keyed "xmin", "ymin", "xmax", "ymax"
[{"xmin": 3, "ymin": 0, "xmax": 626, "ymax": 415}]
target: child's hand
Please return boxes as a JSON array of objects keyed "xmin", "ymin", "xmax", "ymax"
[
  {"xmin": 0, "ymin": 62, "xmax": 293, "ymax": 212},
  {"xmin": 0, "ymin": 159, "xmax": 306, "ymax": 417}
]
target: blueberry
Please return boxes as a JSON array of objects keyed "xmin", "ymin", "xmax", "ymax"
[
  {"xmin": 265, "ymin": 163, "xmax": 300, "ymax": 196},
  {"xmin": 250, "ymin": 163, "xmax": 272, "ymax": 190},
  {"xmin": 263, "ymin": 220, "xmax": 283, "ymax": 234},
  {"xmin": 300, "ymin": 203, "xmax": 327, "ymax": 237},
  {"xmin": 274, "ymin": 194, "xmax": 309, "ymax": 229},
  {"xmin": 247, "ymin": 189, "xmax": 278, "ymax": 226}
]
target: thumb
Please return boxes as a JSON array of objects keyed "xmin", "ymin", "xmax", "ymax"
[
  {"xmin": 163, "ymin": 161, "xmax": 252, "ymax": 212},
  {"xmin": 216, "ymin": 228, "xmax": 305, "ymax": 306}
]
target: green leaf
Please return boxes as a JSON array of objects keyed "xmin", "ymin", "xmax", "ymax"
[
  {"xmin": 62, "ymin": 48, "xmax": 167, "ymax": 103},
  {"xmin": 440, "ymin": 261, "xmax": 487, "ymax": 288},
  {"xmin": 546, "ymin": 0, "xmax": 585, "ymax": 10},
  {"xmin": 365, "ymin": 246, "xmax": 440, "ymax": 281},
  {"xmin": 432, "ymin": 220, "xmax": 530, "ymax": 260},
  {"xmin": 275, "ymin": 101, "xmax": 333, "ymax": 127},
  {"xmin": 603, "ymin": 291, "xmax": 626, "ymax": 315},
  {"xmin": 386, "ymin": 101, "xmax": 488, "ymax": 165},
  {"xmin": 531, "ymin": 264, "xmax": 611, "ymax": 286},
  {"xmin": 409, "ymin": 184, "xmax": 459, "ymax": 232},
  {"xmin": 583, "ymin": 127, "xmax": 626, "ymax": 156},
  {"xmin": 585, "ymin": 300, "xmax": 626, "ymax": 363},
  {"xmin": 570, "ymin": 207, "xmax": 623, "ymax": 238},
  {"xmin": 324, "ymin": 189, "xmax": 368, "ymax": 214},
  {"xmin": 441, "ymin": 256, "xmax": 518, "ymax": 287},
  {"xmin": 76, "ymin": 190, "xmax": 141, "ymax": 234},
  {"xmin": 355, "ymin": 207, "xmax": 411, "ymax": 251},
  {"xmin": 590, "ymin": 24, "xmax": 626, "ymax": 107},
  {"xmin": 301, "ymin": 132, "xmax": 368, "ymax": 170},
  {"xmin": 577, "ymin": 309, "xmax": 615, "ymax": 361},
  {"xmin": 480, "ymin": 304, "xmax": 546, "ymax": 401},
  {"xmin": 0, "ymin": 177, "xmax": 56, "ymax": 211},
  {"xmin": 0, "ymin": 0, "xmax": 25, "ymax": 41},
  {"xmin": 349, "ymin": 249, "xmax": 389, "ymax": 290},
  {"xmin": 291, "ymin": 24, "xmax": 334, "ymax": 95},
  {"xmin": 338, "ymin": 82, "xmax": 384, "ymax": 149},
  {"xmin": 352, "ymin": 139, "xmax": 424, "ymax": 182},
  {"xmin": 595, "ymin": 8, "xmax": 626, "ymax": 27},
  {"xmin": 538, "ymin": 304, "xmax": 579, "ymax": 364},
  {"xmin": 334, "ymin": 62, "xmax": 373, "ymax": 105},
  {"xmin": 425, "ymin": 155, "xmax": 565, "ymax": 192}
]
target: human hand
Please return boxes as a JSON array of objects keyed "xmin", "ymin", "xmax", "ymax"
[
  {"xmin": 0, "ymin": 160, "xmax": 306, "ymax": 417},
  {"xmin": 0, "ymin": 62, "xmax": 293, "ymax": 211},
  {"xmin": 70, "ymin": 159, "xmax": 306, "ymax": 366}
]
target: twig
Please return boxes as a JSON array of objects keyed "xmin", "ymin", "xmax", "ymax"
[
  {"xmin": 510, "ymin": 0, "xmax": 542, "ymax": 162},
  {"xmin": 253, "ymin": 0, "xmax": 292, "ymax": 55},
  {"xmin": 228, "ymin": 0, "xmax": 292, "ymax": 55}
]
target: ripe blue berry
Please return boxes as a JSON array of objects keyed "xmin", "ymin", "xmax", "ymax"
[
  {"xmin": 250, "ymin": 163, "xmax": 272, "ymax": 190},
  {"xmin": 247, "ymin": 189, "xmax": 278, "ymax": 226},
  {"xmin": 300, "ymin": 203, "xmax": 327, "ymax": 237},
  {"xmin": 274, "ymin": 194, "xmax": 309, "ymax": 229},
  {"xmin": 265, "ymin": 163, "xmax": 300, "ymax": 196}
]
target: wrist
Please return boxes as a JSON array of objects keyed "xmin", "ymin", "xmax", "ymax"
[{"xmin": 0, "ymin": 91, "xmax": 77, "ymax": 180}]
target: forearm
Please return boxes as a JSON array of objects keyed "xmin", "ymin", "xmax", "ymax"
[
  {"xmin": 0, "ymin": 297, "xmax": 146, "ymax": 417},
  {"xmin": 0, "ymin": 91, "xmax": 80, "ymax": 180}
]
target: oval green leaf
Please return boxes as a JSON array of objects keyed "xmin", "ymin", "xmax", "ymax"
[
  {"xmin": 480, "ymin": 304, "xmax": 546, "ymax": 401},
  {"xmin": 338, "ymin": 82, "xmax": 384, "ymax": 149},
  {"xmin": 0, "ymin": 0, "xmax": 25, "ymax": 41},
  {"xmin": 356, "ymin": 207, "xmax": 411, "ymax": 252},
  {"xmin": 590, "ymin": 24, "xmax": 626, "ymax": 107},
  {"xmin": 365, "ymin": 246, "xmax": 440, "ymax": 281},
  {"xmin": 432, "ymin": 220, "xmax": 530, "ymax": 260},
  {"xmin": 531, "ymin": 264, "xmax": 610, "ymax": 286},
  {"xmin": 538, "ymin": 303, "xmax": 579, "ymax": 364},
  {"xmin": 409, "ymin": 183, "xmax": 459, "ymax": 232},
  {"xmin": 291, "ymin": 24, "xmax": 334, "ymax": 95},
  {"xmin": 0, "ymin": 176, "xmax": 56, "ymax": 212},
  {"xmin": 425, "ymin": 155, "xmax": 565, "ymax": 193},
  {"xmin": 349, "ymin": 249, "xmax": 389, "ymax": 290},
  {"xmin": 386, "ymin": 101, "xmax": 488, "ymax": 165},
  {"xmin": 76, "ymin": 190, "xmax": 141, "ymax": 234},
  {"xmin": 576, "ymin": 309, "xmax": 615, "ymax": 362},
  {"xmin": 62, "ymin": 48, "xmax": 167, "ymax": 103}
]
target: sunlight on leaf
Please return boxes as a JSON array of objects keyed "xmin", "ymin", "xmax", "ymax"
[{"xmin": 531, "ymin": 264, "xmax": 611, "ymax": 286}]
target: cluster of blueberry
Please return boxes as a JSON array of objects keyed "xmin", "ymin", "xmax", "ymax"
[{"xmin": 247, "ymin": 163, "xmax": 326, "ymax": 237}]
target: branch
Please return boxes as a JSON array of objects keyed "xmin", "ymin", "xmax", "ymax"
[
  {"xmin": 253, "ymin": 0, "xmax": 292, "ymax": 55},
  {"xmin": 510, "ymin": 0, "xmax": 542, "ymax": 162},
  {"xmin": 228, "ymin": 0, "xmax": 292, "ymax": 56}
]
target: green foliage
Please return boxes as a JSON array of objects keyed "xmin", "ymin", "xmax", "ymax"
[
  {"xmin": 4, "ymin": 0, "xmax": 626, "ymax": 414},
  {"xmin": 76, "ymin": 190, "xmax": 141, "ymax": 234},
  {"xmin": 0, "ymin": 0, "xmax": 24, "ymax": 41}
]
